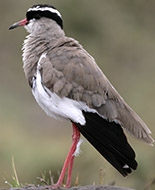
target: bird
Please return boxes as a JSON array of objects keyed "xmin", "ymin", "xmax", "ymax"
[{"xmin": 9, "ymin": 4, "xmax": 154, "ymax": 188}]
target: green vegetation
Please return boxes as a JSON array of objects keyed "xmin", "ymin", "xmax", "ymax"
[
  {"xmin": 0, "ymin": 1, "xmax": 155, "ymax": 189},
  {"xmin": 4, "ymin": 157, "xmax": 22, "ymax": 188}
]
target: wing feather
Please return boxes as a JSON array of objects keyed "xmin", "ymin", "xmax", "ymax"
[{"xmin": 39, "ymin": 37, "xmax": 154, "ymax": 144}]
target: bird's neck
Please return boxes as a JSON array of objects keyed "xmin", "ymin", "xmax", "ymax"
[{"xmin": 22, "ymin": 28, "xmax": 65, "ymax": 87}]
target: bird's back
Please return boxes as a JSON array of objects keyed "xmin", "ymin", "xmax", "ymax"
[{"xmin": 32, "ymin": 36, "xmax": 153, "ymax": 145}]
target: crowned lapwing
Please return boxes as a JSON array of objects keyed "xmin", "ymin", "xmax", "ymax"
[{"xmin": 9, "ymin": 4, "xmax": 154, "ymax": 188}]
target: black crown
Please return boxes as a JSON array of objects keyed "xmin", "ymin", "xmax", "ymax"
[{"xmin": 26, "ymin": 4, "xmax": 63, "ymax": 29}]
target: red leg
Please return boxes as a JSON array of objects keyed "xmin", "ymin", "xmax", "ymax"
[
  {"xmin": 65, "ymin": 155, "xmax": 75, "ymax": 188},
  {"xmin": 66, "ymin": 124, "xmax": 80, "ymax": 188},
  {"xmin": 50, "ymin": 123, "xmax": 80, "ymax": 188}
]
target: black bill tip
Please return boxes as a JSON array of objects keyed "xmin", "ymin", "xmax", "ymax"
[
  {"xmin": 9, "ymin": 22, "xmax": 20, "ymax": 30},
  {"xmin": 9, "ymin": 24, "xmax": 16, "ymax": 30}
]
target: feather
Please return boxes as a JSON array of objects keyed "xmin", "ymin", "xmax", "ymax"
[{"xmin": 74, "ymin": 111, "xmax": 138, "ymax": 176}]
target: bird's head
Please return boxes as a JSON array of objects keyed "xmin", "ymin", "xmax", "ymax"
[{"xmin": 9, "ymin": 4, "xmax": 63, "ymax": 33}]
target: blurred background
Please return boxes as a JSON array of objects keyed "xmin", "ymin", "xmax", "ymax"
[{"xmin": 0, "ymin": 0, "xmax": 155, "ymax": 189}]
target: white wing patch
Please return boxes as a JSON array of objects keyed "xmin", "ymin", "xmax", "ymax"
[{"xmin": 32, "ymin": 53, "xmax": 97, "ymax": 125}]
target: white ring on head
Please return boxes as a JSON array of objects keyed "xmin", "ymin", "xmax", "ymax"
[{"xmin": 28, "ymin": 6, "xmax": 62, "ymax": 18}]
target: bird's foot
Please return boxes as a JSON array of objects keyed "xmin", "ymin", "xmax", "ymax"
[
  {"xmin": 44, "ymin": 181, "xmax": 70, "ymax": 189},
  {"xmin": 43, "ymin": 183, "xmax": 61, "ymax": 189}
]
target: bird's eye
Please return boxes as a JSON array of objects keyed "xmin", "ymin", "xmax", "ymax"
[{"xmin": 34, "ymin": 14, "xmax": 41, "ymax": 19}]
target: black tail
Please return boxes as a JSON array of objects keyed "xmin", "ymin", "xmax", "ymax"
[{"xmin": 74, "ymin": 111, "xmax": 137, "ymax": 176}]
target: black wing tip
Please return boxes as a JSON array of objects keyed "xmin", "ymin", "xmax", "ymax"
[
  {"xmin": 122, "ymin": 162, "xmax": 138, "ymax": 177},
  {"xmin": 75, "ymin": 111, "xmax": 138, "ymax": 177}
]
